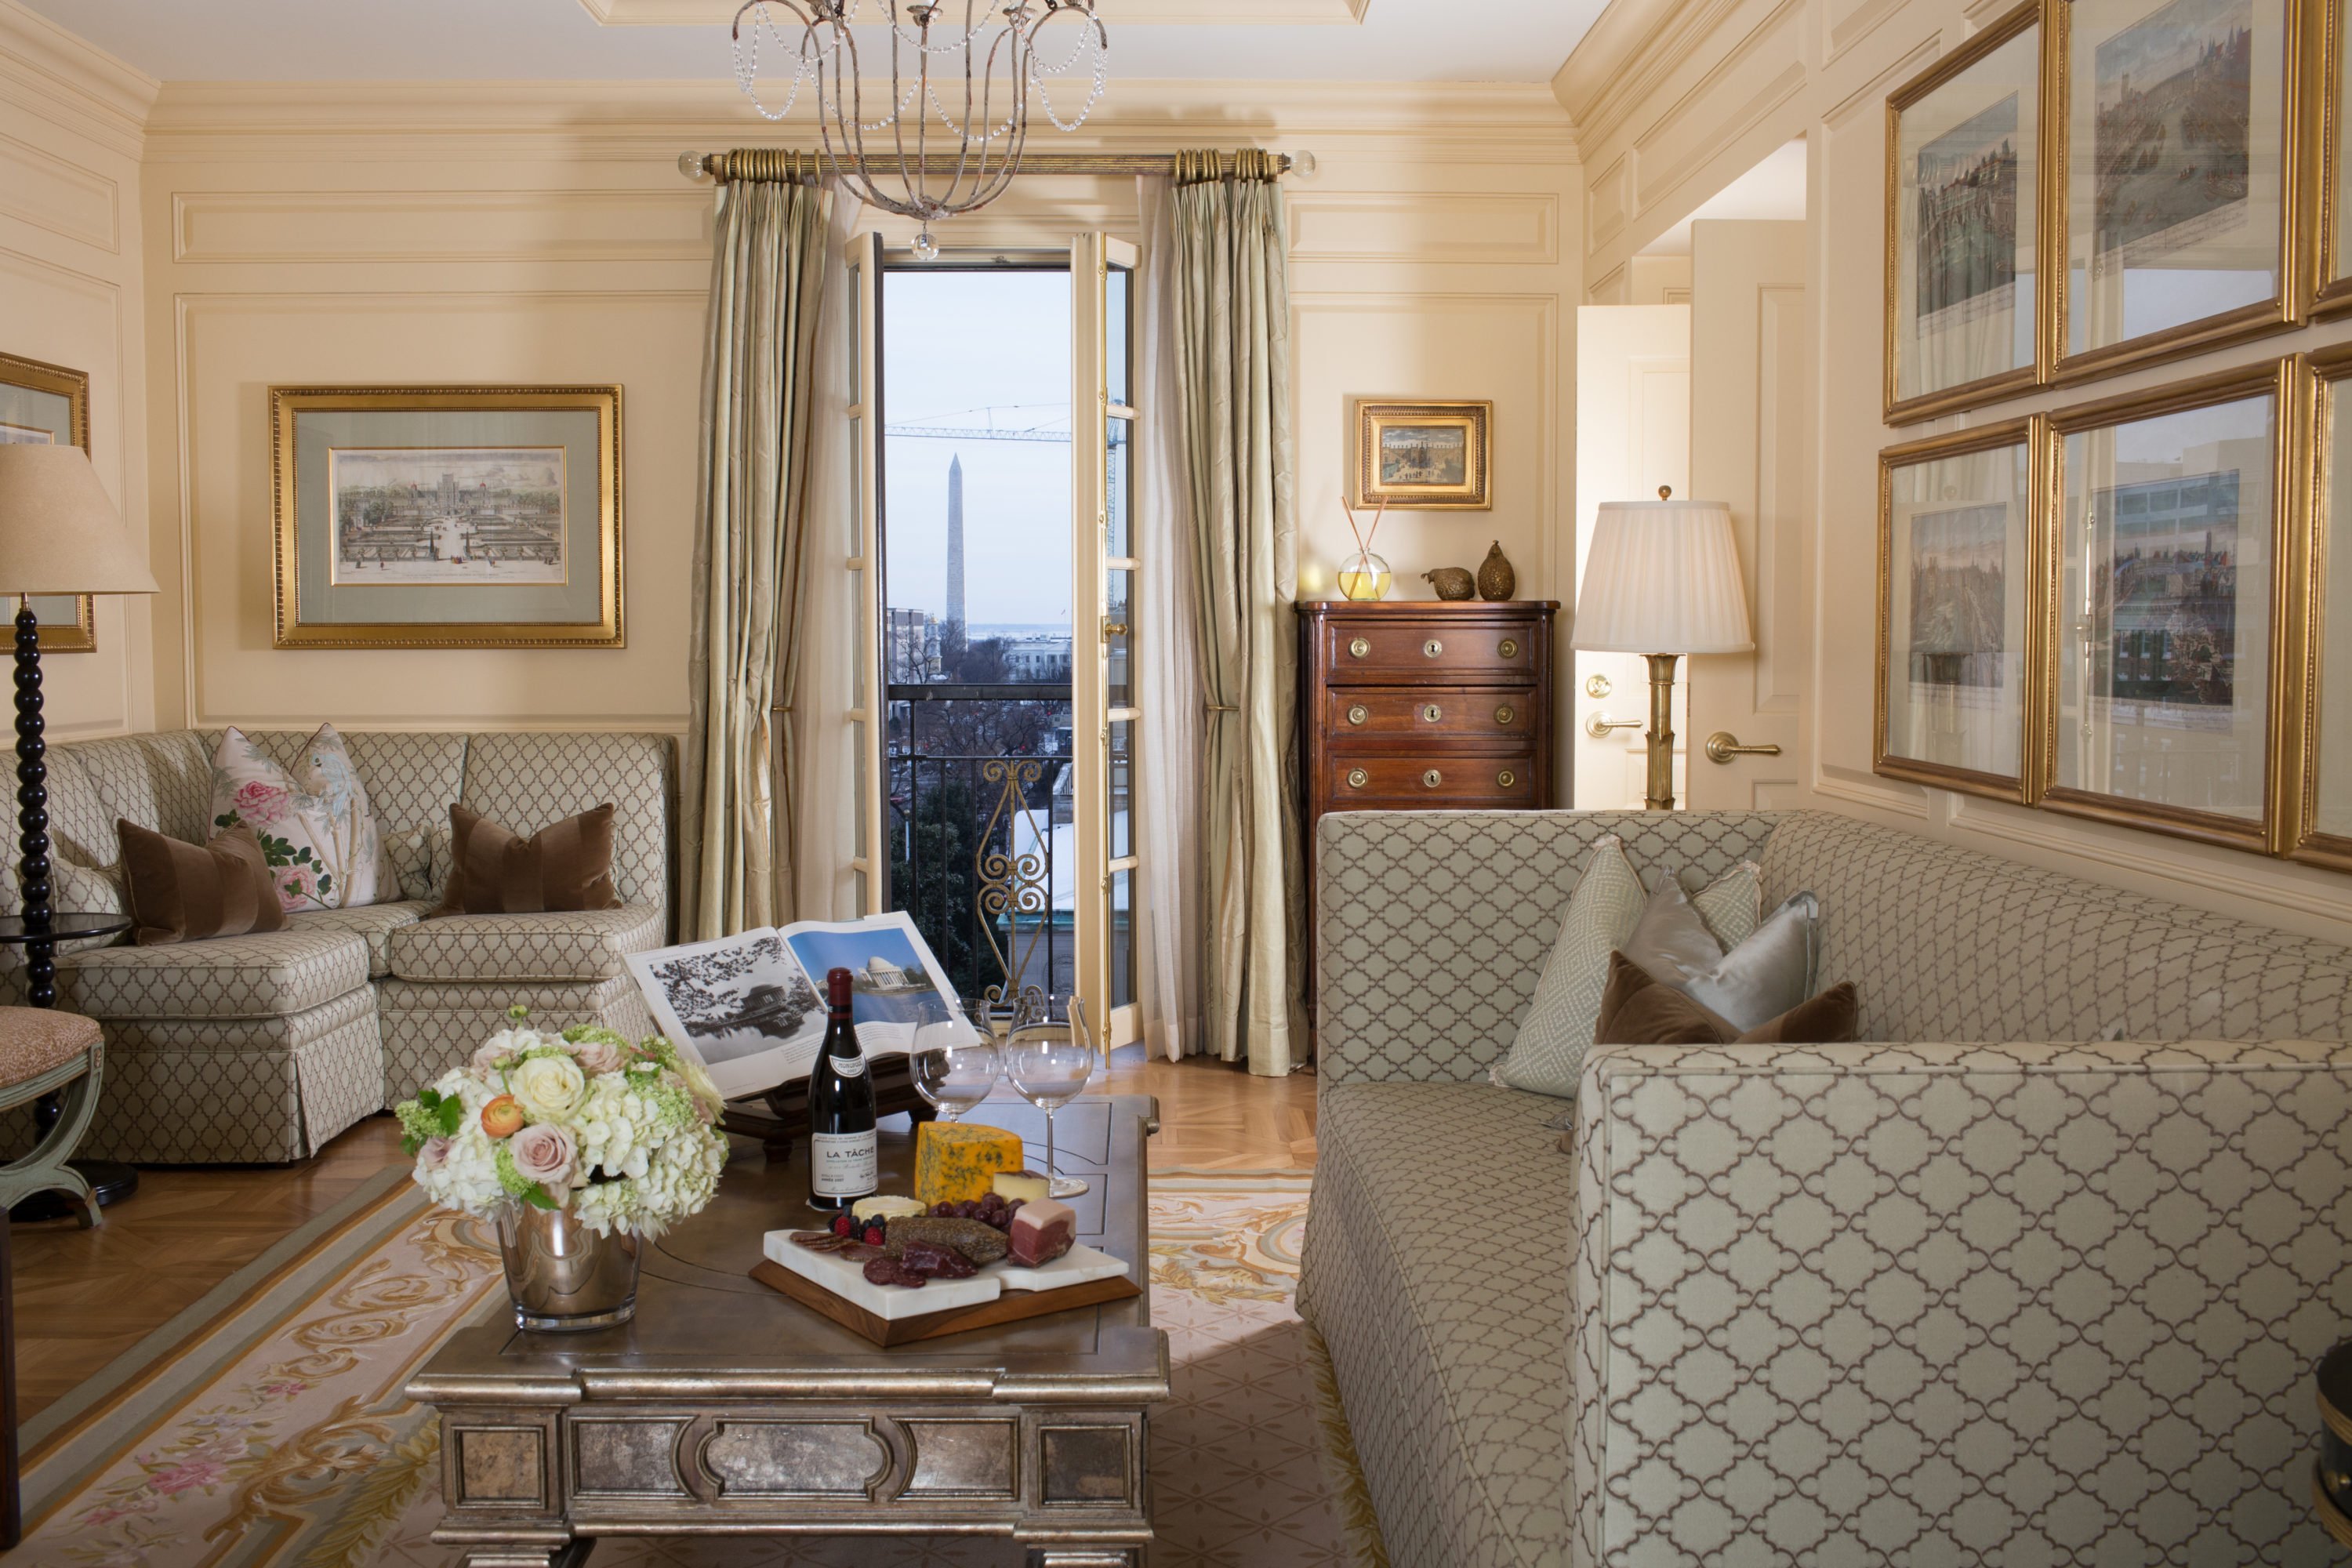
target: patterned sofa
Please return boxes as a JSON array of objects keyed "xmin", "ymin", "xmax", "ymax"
[
  {"xmin": 1296, "ymin": 808, "xmax": 2352, "ymax": 1568},
  {"xmin": 0, "ymin": 729, "xmax": 671, "ymax": 1163}
]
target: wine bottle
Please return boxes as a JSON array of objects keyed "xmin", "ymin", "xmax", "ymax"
[{"xmin": 806, "ymin": 965, "xmax": 878, "ymax": 1213}]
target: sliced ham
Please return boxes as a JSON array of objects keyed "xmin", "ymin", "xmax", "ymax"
[{"xmin": 1007, "ymin": 1196, "xmax": 1076, "ymax": 1266}]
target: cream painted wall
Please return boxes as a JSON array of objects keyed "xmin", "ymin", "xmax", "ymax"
[
  {"xmin": 118, "ymin": 79, "xmax": 1578, "ymax": 748},
  {"xmin": 1557, "ymin": 0, "xmax": 2352, "ymax": 939},
  {"xmin": 0, "ymin": 1, "xmax": 157, "ymax": 739}
]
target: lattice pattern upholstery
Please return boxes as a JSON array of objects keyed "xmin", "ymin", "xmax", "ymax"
[
  {"xmin": 1571, "ymin": 1036, "xmax": 2352, "ymax": 1567},
  {"xmin": 208, "ymin": 729, "xmax": 472, "ymax": 846},
  {"xmin": 388, "ymin": 903, "xmax": 663, "ymax": 984},
  {"xmin": 1295, "ymin": 1080, "xmax": 1573, "ymax": 1568},
  {"xmin": 378, "ymin": 973, "xmax": 655, "ymax": 1102},
  {"xmin": 1761, "ymin": 812, "xmax": 2352, "ymax": 1044},
  {"xmin": 1314, "ymin": 811, "xmax": 1781, "ymax": 1087},
  {"xmin": 459, "ymin": 732, "xmax": 673, "ymax": 916},
  {"xmin": 70, "ymin": 731, "xmax": 212, "ymax": 844},
  {"xmin": 288, "ymin": 901, "xmax": 432, "ymax": 978},
  {"xmin": 75, "ymin": 988, "xmax": 382, "ymax": 1163},
  {"xmin": 55, "ymin": 928, "xmax": 370, "ymax": 1020}
]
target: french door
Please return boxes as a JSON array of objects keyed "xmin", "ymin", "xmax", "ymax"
[{"xmin": 846, "ymin": 230, "xmax": 1140, "ymax": 1054}]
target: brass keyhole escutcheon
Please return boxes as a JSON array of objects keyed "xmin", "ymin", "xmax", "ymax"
[
  {"xmin": 1422, "ymin": 638, "xmax": 1443, "ymax": 658},
  {"xmin": 1497, "ymin": 769, "xmax": 1517, "ymax": 789},
  {"xmin": 1348, "ymin": 637, "xmax": 1370, "ymax": 659},
  {"xmin": 1494, "ymin": 704, "xmax": 1515, "ymax": 726},
  {"xmin": 1422, "ymin": 703, "xmax": 1443, "ymax": 724},
  {"xmin": 1346, "ymin": 768, "xmax": 1368, "ymax": 788},
  {"xmin": 1421, "ymin": 768, "xmax": 1443, "ymax": 788},
  {"xmin": 1347, "ymin": 704, "xmax": 1369, "ymax": 726},
  {"xmin": 1499, "ymin": 637, "xmax": 1520, "ymax": 659},
  {"xmin": 1584, "ymin": 673, "xmax": 1612, "ymax": 699}
]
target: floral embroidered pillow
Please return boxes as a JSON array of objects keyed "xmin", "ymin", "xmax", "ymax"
[{"xmin": 209, "ymin": 724, "xmax": 391, "ymax": 911}]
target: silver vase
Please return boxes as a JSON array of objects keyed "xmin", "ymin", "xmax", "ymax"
[{"xmin": 495, "ymin": 1204, "xmax": 641, "ymax": 1332}]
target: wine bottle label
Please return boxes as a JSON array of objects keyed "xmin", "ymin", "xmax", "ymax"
[
  {"xmin": 829, "ymin": 1053, "xmax": 867, "ymax": 1080},
  {"xmin": 809, "ymin": 1130, "xmax": 877, "ymax": 1197}
]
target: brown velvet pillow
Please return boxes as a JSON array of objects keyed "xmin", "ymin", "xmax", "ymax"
[
  {"xmin": 118, "ymin": 818, "xmax": 289, "ymax": 946},
  {"xmin": 436, "ymin": 803, "xmax": 621, "ymax": 916},
  {"xmin": 1594, "ymin": 951, "xmax": 1860, "ymax": 1045}
]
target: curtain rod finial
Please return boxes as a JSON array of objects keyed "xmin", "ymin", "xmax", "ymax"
[{"xmin": 679, "ymin": 151, "xmax": 712, "ymax": 181}]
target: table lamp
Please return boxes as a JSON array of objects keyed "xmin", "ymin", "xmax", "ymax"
[{"xmin": 1571, "ymin": 486, "xmax": 1752, "ymax": 811}]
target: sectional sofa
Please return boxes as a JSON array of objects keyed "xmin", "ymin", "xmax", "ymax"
[
  {"xmin": 0, "ymin": 728, "xmax": 673, "ymax": 1163},
  {"xmin": 1297, "ymin": 808, "xmax": 2352, "ymax": 1567}
]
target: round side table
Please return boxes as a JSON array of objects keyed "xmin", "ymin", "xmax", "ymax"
[{"xmin": 0, "ymin": 914, "xmax": 137, "ymax": 1221}]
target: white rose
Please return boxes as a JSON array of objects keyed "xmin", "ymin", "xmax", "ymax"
[
  {"xmin": 510, "ymin": 1123, "xmax": 576, "ymax": 1190},
  {"xmin": 511, "ymin": 1054, "xmax": 587, "ymax": 1122},
  {"xmin": 419, "ymin": 1135, "xmax": 453, "ymax": 1172}
]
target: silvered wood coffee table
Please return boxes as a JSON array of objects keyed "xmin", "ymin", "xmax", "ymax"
[{"xmin": 408, "ymin": 1094, "xmax": 1169, "ymax": 1568}]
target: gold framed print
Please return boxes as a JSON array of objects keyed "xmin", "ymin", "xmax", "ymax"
[
  {"xmin": 2286, "ymin": 346, "xmax": 2352, "ymax": 866},
  {"xmin": 2049, "ymin": 0, "xmax": 2309, "ymax": 383},
  {"xmin": 2312, "ymin": 0, "xmax": 2352, "ymax": 314},
  {"xmin": 269, "ymin": 385, "xmax": 623, "ymax": 649},
  {"xmin": 1886, "ymin": 2, "xmax": 2046, "ymax": 423},
  {"xmin": 2040, "ymin": 359, "xmax": 2296, "ymax": 851},
  {"xmin": 1876, "ymin": 417, "xmax": 2045, "ymax": 799},
  {"xmin": 0, "ymin": 350, "xmax": 96, "ymax": 653},
  {"xmin": 1350, "ymin": 399, "xmax": 1492, "ymax": 510}
]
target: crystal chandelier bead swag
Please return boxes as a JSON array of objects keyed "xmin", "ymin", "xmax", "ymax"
[{"xmin": 731, "ymin": 0, "xmax": 1110, "ymax": 258}]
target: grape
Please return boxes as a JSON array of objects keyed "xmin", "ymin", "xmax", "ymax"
[
  {"xmin": 931, "ymin": 1201, "xmax": 955, "ymax": 1217},
  {"xmin": 956, "ymin": 1200, "xmax": 979, "ymax": 1218}
]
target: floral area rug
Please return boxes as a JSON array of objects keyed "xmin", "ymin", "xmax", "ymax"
[{"xmin": 18, "ymin": 1171, "xmax": 1383, "ymax": 1568}]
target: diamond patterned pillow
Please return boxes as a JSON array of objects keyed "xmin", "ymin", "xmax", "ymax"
[
  {"xmin": 209, "ymin": 724, "xmax": 393, "ymax": 912},
  {"xmin": 1494, "ymin": 838, "xmax": 1647, "ymax": 1098}
]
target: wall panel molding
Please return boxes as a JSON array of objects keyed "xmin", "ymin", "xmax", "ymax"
[
  {"xmin": 1586, "ymin": 155, "xmax": 1631, "ymax": 253},
  {"xmin": 1287, "ymin": 190, "xmax": 1559, "ymax": 263},
  {"xmin": 0, "ymin": 129, "xmax": 118, "ymax": 252},
  {"xmin": 172, "ymin": 187, "xmax": 713, "ymax": 266}
]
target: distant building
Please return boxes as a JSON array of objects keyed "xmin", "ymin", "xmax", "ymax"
[
  {"xmin": 1004, "ymin": 634, "xmax": 1073, "ymax": 681},
  {"xmin": 885, "ymin": 608, "xmax": 943, "ymax": 682},
  {"xmin": 946, "ymin": 455, "xmax": 967, "ymax": 637}
]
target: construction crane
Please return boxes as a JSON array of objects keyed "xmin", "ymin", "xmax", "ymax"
[{"xmin": 883, "ymin": 424, "xmax": 1070, "ymax": 443}]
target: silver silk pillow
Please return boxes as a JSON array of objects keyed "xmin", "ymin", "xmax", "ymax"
[{"xmin": 1622, "ymin": 883, "xmax": 1822, "ymax": 1033}]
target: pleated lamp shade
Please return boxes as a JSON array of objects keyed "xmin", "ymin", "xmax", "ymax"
[
  {"xmin": 0, "ymin": 445, "xmax": 158, "ymax": 597},
  {"xmin": 1572, "ymin": 497, "xmax": 1752, "ymax": 655}
]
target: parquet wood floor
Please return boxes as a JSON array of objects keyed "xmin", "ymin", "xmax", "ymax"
[{"xmin": 8, "ymin": 1054, "xmax": 1316, "ymax": 1424}]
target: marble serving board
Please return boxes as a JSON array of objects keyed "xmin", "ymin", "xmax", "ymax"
[{"xmin": 757, "ymin": 1231, "xmax": 1134, "ymax": 1322}]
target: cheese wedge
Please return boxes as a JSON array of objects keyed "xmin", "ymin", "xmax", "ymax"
[
  {"xmin": 991, "ymin": 1169, "xmax": 1051, "ymax": 1205},
  {"xmin": 913, "ymin": 1122, "xmax": 1024, "ymax": 1207}
]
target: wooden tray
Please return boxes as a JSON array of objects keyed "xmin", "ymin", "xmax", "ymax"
[{"xmin": 750, "ymin": 1258, "xmax": 1141, "ymax": 1347}]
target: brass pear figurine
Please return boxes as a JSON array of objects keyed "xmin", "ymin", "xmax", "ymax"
[
  {"xmin": 1424, "ymin": 566, "xmax": 1475, "ymax": 601},
  {"xmin": 1475, "ymin": 540, "xmax": 1516, "ymax": 601}
]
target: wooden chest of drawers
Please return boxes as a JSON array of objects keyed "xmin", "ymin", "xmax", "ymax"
[{"xmin": 1298, "ymin": 599, "xmax": 1559, "ymax": 824}]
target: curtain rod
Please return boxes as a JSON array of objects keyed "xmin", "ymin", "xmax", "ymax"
[{"xmin": 678, "ymin": 148, "xmax": 1303, "ymax": 183}]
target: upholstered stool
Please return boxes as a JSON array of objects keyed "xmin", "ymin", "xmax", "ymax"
[{"xmin": 0, "ymin": 1007, "xmax": 103, "ymax": 1229}]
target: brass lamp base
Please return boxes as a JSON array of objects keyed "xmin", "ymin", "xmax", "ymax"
[{"xmin": 1642, "ymin": 652, "xmax": 1679, "ymax": 811}]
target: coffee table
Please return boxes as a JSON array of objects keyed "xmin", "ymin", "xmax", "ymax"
[{"xmin": 408, "ymin": 1094, "xmax": 1168, "ymax": 1568}]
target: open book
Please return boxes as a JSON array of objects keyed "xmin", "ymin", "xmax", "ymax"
[{"xmin": 626, "ymin": 912, "xmax": 982, "ymax": 1102}]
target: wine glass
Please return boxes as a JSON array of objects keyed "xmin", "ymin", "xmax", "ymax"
[
  {"xmin": 909, "ymin": 1021, "xmax": 1000, "ymax": 1123},
  {"xmin": 1002, "ymin": 996, "xmax": 1098, "ymax": 1200}
]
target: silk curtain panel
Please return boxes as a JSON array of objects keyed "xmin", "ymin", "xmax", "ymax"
[
  {"xmin": 1168, "ymin": 152, "xmax": 1307, "ymax": 1076},
  {"xmin": 681, "ymin": 174, "xmax": 831, "ymax": 941},
  {"xmin": 1134, "ymin": 176, "xmax": 1206, "ymax": 1062}
]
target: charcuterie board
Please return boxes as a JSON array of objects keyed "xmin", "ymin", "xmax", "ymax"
[{"xmin": 750, "ymin": 1230, "xmax": 1141, "ymax": 1347}]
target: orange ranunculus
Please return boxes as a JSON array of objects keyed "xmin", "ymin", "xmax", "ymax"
[{"xmin": 481, "ymin": 1094, "xmax": 524, "ymax": 1139}]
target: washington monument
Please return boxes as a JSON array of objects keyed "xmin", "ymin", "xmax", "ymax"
[{"xmin": 946, "ymin": 454, "xmax": 966, "ymax": 636}]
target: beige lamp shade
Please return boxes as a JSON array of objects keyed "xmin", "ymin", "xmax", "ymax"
[
  {"xmin": 1572, "ymin": 497, "xmax": 1752, "ymax": 655},
  {"xmin": 0, "ymin": 445, "xmax": 158, "ymax": 597}
]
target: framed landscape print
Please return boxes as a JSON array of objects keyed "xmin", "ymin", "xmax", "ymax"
[
  {"xmin": 2050, "ymin": 0, "xmax": 2307, "ymax": 382},
  {"xmin": 1885, "ymin": 2, "xmax": 2045, "ymax": 423},
  {"xmin": 2040, "ymin": 360, "xmax": 2292, "ymax": 850},
  {"xmin": 1876, "ymin": 418, "xmax": 2042, "ymax": 798},
  {"xmin": 269, "ymin": 385, "xmax": 623, "ymax": 648},
  {"xmin": 1350, "ymin": 399, "xmax": 1491, "ymax": 510},
  {"xmin": 0, "ymin": 350, "xmax": 96, "ymax": 653},
  {"xmin": 2287, "ymin": 346, "xmax": 2352, "ymax": 866},
  {"xmin": 2313, "ymin": 0, "xmax": 2352, "ymax": 314}
]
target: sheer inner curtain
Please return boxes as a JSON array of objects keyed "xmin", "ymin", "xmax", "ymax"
[
  {"xmin": 681, "ymin": 169, "xmax": 855, "ymax": 940},
  {"xmin": 1163, "ymin": 152, "xmax": 1307, "ymax": 1076}
]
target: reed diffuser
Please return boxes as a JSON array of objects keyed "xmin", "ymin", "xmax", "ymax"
[{"xmin": 1338, "ymin": 496, "xmax": 1391, "ymax": 601}]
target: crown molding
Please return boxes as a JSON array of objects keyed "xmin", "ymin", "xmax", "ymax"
[
  {"xmin": 0, "ymin": 0, "xmax": 160, "ymax": 157},
  {"xmin": 1551, "ymin": 0, "xmax": 1751, "ymax": 158},
  {"xmin": 579, "ymin": 0, "xmax": 1370, "ymax": 22}
]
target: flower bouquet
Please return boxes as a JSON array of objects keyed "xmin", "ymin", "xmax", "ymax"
[{"xmin": 395, "ymin": 1010, "xmax": 731, "ymax": 1330}]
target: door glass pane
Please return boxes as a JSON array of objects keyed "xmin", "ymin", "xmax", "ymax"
[
  {"xmin": 1109, "ymin": 867, "xmax": 1134, "ymax": 1010},
  {"xmin": 877, "ymin": 266, "xmax": 1076, "ymax": 1003},
  {"xmin": 1106, "ymin": 266, "xmax": 1131, "ymax": 408},
  {"xmin": 1106, "ymin": 416, "xmax": 1131, "ymax": 558},
  {"xmin": 1109, "ymin": 719, "xmax": 1132, "ymax": 859},
  {"xmin": 1105, "ymin": 568, "xmax": 1133, "ymax": 710}
]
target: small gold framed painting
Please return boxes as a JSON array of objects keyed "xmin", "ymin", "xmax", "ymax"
[
  {"xmin": 269, "ymin": 384, "xmax": 624, "ymax": 649},
  {"xmin": 0, "ymin": 351, "xmax": 96, "ymax": 653},
  {"xmin": 1351, "ymin": 399, "xmax": 1492, "ymax": 510}
]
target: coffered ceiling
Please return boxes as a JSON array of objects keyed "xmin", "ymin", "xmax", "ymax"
[{"xmin": 21, "ymin": 0, "xmax": 1605, "ymax": 84}]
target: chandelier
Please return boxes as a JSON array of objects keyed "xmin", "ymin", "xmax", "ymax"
[{"xmin": 731, "ymin": 1, "xmax": 1110, "ymax": 260}]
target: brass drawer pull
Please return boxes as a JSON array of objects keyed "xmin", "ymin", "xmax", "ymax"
[
  {"xmin": 1421, "ymin": 703, "xmax": 1443, "ymax": 723},
  {"xmin": 1499, "ymin": 637, "xmax": 1520, "ymax": 659},
  {"xmin": 1346, "ymin": 768, "xmax": 1368, "ymax": 789},
  {"xmin": 1422, "ymin": 638, "xmax": 1443, "ymax": 658},
  {"xmin": 1347, "ymin": 704, "xmax": 1369, "ymax": 726},
  {"xmin": 1348, "ymin": 637, "xmax": 1371, "ymax": 659},
  {"xmin": 1497, "ymin": 768, "xmax": 1517, "ymax": 789},
  {"xmin": 1421, "ymin": 768, "xmax": 1443, "ymax": 788},
  {"xmin": 1494, "ymin": 704, "xmax": 1515, "ymax": 725}
]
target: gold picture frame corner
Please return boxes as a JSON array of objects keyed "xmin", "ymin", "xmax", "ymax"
[{"xmin": 1350, "ymin": 397, "xmax": 1494, "ymax": 511}]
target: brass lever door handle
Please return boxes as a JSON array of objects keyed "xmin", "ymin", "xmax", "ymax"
[
  {"xmin": 1584, "ymin": 713, "xmax": 1642, "ymax": 739},
  {"xmin": 1704, "ymin": 731, "xmax": 1783, "ymax": 764}
]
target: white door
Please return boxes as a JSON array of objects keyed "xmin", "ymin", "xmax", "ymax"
[
  {"xmin": 1571, "ymin": 304, "xmax": 1690, "ymax": 808},
  {"xmin": 1685, "ymin": 219, "xmax": 1807, "ymax": 809}
]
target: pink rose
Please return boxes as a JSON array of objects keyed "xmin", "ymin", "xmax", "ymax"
[
  {"xmin": 418, "ymin": 1135, "xmax": 452, "ymax": 1172},
  {"xmin": 510, "ymin": 1123, "xmax": 575, "ymax": 1191},
  {"xmin": 274, "ymin": 865, "xmax": 317, "ymax": 910},
  {"xmin": 469, "ymin": 1042, "xmax": 510, "ymax": 1083},
  {"xmin": 569, "ymin": 1036, "xmax": 626, "ymax": 1076},
  {"xmin": 233, "ymin": 780, "xmax": 291, "ymax": 826}
]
